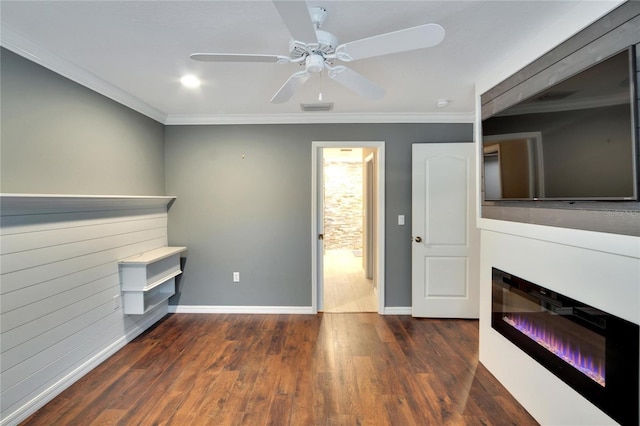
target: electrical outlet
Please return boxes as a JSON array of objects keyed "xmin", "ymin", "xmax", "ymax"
[
  {"xmin": 113, "ymin": 294, "xmax": 120, "ymax": 311},
  {"xmin": 233, "ymin": 272, "xmax": 240, "ymax": 283}
]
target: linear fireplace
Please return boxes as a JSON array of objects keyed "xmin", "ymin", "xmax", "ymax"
[{"xmin": 491, "ymin": 268, "xmax": 639, "ymax": 425}]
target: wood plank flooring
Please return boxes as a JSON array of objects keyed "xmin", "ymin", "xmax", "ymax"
[
  {"xmin": 20, "ymin": 313, "xmax": 538, "ymax": 425},
  {"xmin": 323, "ymin": 250, "xmax": 377, "ymax": 313}
]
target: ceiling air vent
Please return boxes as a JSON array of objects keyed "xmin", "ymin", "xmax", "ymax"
[{"xmin": 300, "ymin": 102, "xmax": 334, "ymax": 112}]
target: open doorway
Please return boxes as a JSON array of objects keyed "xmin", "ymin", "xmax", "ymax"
[
  {"xmin": 322, "ymin": 148, "xmax": 376, "ymax": 312},
  {"xmin": 311, "ymin": 141, "xmax": 385, "ymax": 314}
]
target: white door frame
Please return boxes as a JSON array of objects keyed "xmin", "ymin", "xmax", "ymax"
[
  {"xmin": 311, "ymin": 141, "xmax": 385, "ymax": 314},
  {"xmin": 364, "ymin": 152, "xmax": 375, "ymax": 280}
]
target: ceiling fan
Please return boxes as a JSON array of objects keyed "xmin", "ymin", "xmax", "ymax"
[{"xmin": 190, "ymin": 2, "xmax": 445, "ymax": 104}]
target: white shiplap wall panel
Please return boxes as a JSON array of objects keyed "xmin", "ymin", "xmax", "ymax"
[
  {"xmin": 2, "ymin": 293, "xmax": 119, "ymax": 373},
  {"xmin": 0, "ymin": 198, "xmax": 176, "ymax": 426},
  {"xmin": 0, "ymin": 236, "xmax": 167, "ymax": 294},
  {"xmin": 1, "ymin": 284, "xmax": 120, "ymax": 354},
  {"xmin": 1, "ymin": 273, "xmax": 117, "ymax": 334},
  {"xmin": 0, "ymin": 209, "xmax": 165, "ymax": 235},
  {"xmin": 1, "ymin": 227, "xmax": 166, "ymax": 274},
  {"xmin": 1, "ymin": 273, "xmax": 120, "ymax": 347},
  {"xmin": 2, "ymin": 289, "xmax": 117, "ymax": 387},
  {"xmin": 1, "ymin": 262, "xmax": 114, "ymax": 312},
  {"xmin": 0, "ymin": 214, "xmax": 166, "ymax": 254}
]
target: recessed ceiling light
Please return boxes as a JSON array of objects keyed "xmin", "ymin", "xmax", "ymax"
[
  {"xmin": 180, "ymin": 74, "xmax": 201, "ymax": 88},
  {"xmin": 435, "ymin": 98, "xmax": 450, "ymax": 108}
]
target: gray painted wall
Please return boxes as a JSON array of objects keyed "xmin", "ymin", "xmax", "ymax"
[
  {"xmin": 165, "ymin": 123, "xmax": 472, "ymax": 308},
  {"xmin": 1, "ymin": 46, "xmax": 473, "ymax": 309},
  {"xmin": 0, "ymin": 48, "xmax": 165, "ymax": 195}
]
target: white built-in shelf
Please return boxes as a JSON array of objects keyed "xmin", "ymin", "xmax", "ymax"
[
  {"xmin": 119, "ymin": 246, "xmax": 187, "ymax": 315},
  {"xmin": 0, "ymin": 193, "xmax": 176, "ymax": 216}
]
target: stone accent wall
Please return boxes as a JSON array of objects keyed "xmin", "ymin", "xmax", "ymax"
[{"xmin": 323, "ymin": 160, "xmax": 363, "ymax": 250}]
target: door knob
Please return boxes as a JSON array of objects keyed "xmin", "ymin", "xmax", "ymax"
[
  {"xmin": 318, "ymin": 234, "xmax": 324, "ymax": 240},
  {"xmin": 415, "ymin": 236, "xmax": 422, "ymax": 242}
]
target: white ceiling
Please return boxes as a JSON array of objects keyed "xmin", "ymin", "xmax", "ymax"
[{"xmin": 0, "ymin": 1, "xmax": 624, "ymax": 124}]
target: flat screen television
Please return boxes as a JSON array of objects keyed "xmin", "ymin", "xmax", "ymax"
[{"xmin": 481, "ymin": 47, "xmax": 639, "ymax": 201}]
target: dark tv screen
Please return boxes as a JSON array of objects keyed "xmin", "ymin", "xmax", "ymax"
[{"xmin": 482, "ymin": 47, "xmax": 638, "ymax": 201}]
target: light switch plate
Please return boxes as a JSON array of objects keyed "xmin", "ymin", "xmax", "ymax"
[{"xmin": 398, "ymin": 215, "xmax": 405, "ymax": 225}]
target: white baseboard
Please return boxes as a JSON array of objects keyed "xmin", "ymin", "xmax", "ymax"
[
  {"xmin": 2, "ymin": 307, "xmax": 166, "ymax": 426},
  {"xmin": 168, "ymin": 305, "xmax": 411, "ymax": 315},
  {"xmin": 168, "ymin": 305, "xmax": 315, "ymax": 314},
  {"xmin": 382, "ymin": 306, "xmax": 412, "ymax": 315}
]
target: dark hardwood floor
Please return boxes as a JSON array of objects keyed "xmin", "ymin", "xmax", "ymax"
[{"xmin": 21, "ymin": 313, "xmax": 538, "ymax": 425}]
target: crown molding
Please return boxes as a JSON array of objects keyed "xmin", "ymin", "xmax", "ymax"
[
  {"xmin": 164, "ymin": 111, "xmax": 474, "ymax": 125},
  {"xmin": 0, "ymin": 26, "xmax": 167, "ymax": 123}
]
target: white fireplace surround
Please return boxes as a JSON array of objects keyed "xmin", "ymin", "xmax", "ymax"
[{"xmin": 478, "ymin": 222, "xmax": 639, "ymax": 425}]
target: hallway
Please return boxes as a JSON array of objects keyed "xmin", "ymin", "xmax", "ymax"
[{"xmin": 323, "ymin": 249, "xmax": 377, "ymax": 313}]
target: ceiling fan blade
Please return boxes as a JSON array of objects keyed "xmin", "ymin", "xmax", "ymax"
[
  {"xmin": 190, "ymin": 53, "xmax": 289, "ymax": 63},
  {"xmin": 327, "ymin": 66, "xmax": 385, "ymax": 100},
  {"xmin": 270, "ymin": 70, "xmax": 311, "ymax": 104},
  {"xmin": 334, "ymin": 23, "xmax": 445, "ymax": 62},
  {"xmin": 273, "ymin": 1, "xmax": 318, "ymax": 43}
]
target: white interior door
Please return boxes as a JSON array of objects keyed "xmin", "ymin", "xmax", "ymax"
[
  {"xmin": 411, "ymin": 143, "xmax": 479, "ymax": 318},
  {"xmin": 315, "ymin": 147, "xmax": 325, "ymax": 311}
]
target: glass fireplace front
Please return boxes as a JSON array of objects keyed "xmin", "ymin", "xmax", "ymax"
[{"xmin": 491, "ymin": 268, "xmax": 639, "ymax": 425}]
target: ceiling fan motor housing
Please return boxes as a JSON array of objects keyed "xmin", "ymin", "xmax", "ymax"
[
  {"xmin": 315, "ymin": 30, "xmax": 338, "ymax": 54},
  {"xmin": 289, "ymin": 30, "xmax": 338, "ymax": 59}
]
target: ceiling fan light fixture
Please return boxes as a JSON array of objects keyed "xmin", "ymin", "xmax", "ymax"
[
  {"xmin": 180, "ymin": 74, "xmax": 201, "ymax": 88},
  {"xmin": 306, "ymin": 54, "xmax": 325, "ymax": 73}
]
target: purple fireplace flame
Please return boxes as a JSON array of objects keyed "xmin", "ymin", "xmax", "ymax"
[{"xmin": 503, "ymin": 313, "xmax": 605, "ymax": 387}]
